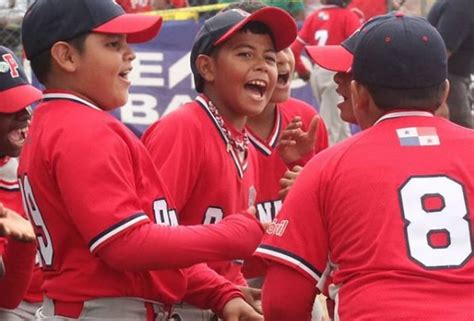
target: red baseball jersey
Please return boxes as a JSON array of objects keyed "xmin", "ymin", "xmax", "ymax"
[
  {"xmin": 297, "ymin": 5, "xmax": 361, "ymax": 47},
  {"xmin": 0, "ymin": 157, "xmax": 43, "ymax": 303},
  {"xmin": 142, "ymin": 95, "xmax": 258, "ymax": 286},
  {"xmin": 116, "ymin": 0, "xmax": 153, "ymax": 13},
  {"xmin": 18, "ymin": 91, "xmax": 187, "ymax": 303},
  {"xmin": 243, "ymin": 98, "xmax": 328, "ymax": 278},
  {"xmin": 256, "ymin": 112, "xmax": 474, "ymax": 320},
  {"xmin": 348, "ymin": 0, "xmax": 388, "ymax": 20}
]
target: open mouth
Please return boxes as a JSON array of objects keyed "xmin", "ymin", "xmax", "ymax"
[
  {"xmin": 244, "ymin": 79, "xmax": 268, "ymax": 98},
  {"xmin": 119, "ymin": 69, "xmax": 131, "ymax": 81},
  {"xmin": 7, "ymin": 126, "xmax": 28, "ymax": 148},
  {"xmin": 277, "ymin": 71, "xmax": 290, "ymax": 86}
]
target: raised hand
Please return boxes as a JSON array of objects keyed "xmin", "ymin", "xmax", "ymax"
[{"xmin": 277, "ymin": 115, "xmax": 320, "ymax": 165}]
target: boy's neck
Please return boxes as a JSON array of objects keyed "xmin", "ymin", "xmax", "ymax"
[
  {"xmin": 246, "ymin": 102, "xmax": 277, "ymax": 140},
  {"xmin": 204, "ymin": 92, "xmax": 247, "ymax": 131}
]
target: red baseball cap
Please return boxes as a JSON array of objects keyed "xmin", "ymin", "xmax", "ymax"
[
  {"xmin": 305, "ymin": 45, "xmax": 353, "ymax": 73},
  {"xmin": 0, "ymin": 46, "xmax": 42, "ymax": 113},
  {"xmin": 22, "ymin": 0, "xmax": 163, "ymax": 60}
]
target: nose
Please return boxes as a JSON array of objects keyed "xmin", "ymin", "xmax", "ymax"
[{"xmin": 124, "ymin": 43, "xmax": 136, "ymax": 62}]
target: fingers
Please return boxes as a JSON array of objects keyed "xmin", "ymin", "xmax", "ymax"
[
  {"xmin": 307, "ymin": 115, "xmax": 320, "ymax": 140},
  {"xmin": 0, "ymin": 208, "xmax": 36, "ymax": 242},
  {"xmin": 247, "ymin": 206, "xmax": 256, "ymax": 216}
]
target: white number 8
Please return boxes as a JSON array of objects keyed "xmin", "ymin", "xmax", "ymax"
[{"xmin": 400, "ymin": 176, "xmax": 472, "ymax": 268}]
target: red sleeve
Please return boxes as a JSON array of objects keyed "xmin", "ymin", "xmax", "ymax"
[
  {"xmin": 345, "ymin": 10, "xmax": 363, "ymax": 38},
  {"xmin": 182, "ymin": 263, "xmax": 243, "ymax": 315},
  {"xmin": 98, "ymin": 211, "xmax": 264, "ymax": 270},
  {"xmin": 0, "ymin": 239, "xmax": 37, "ymax": 309},
  {"xmin": 262, "ymin": 263, "xmax": 317, "ymax": 321},
  {"xmin": 290, "ymin": 40, "xmax": 310, "ymax": 78}
]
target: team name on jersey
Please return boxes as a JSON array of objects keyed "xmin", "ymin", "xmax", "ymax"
[{"xmin": 256, "ymin": 200, "xmax": 282, "ymax": 223}]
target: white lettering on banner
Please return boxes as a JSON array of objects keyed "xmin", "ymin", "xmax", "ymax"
[
  {"xmin": 130, "ymin": 52, "xmax": 165, "ymax": 87},
  {"xmin": 121, "ymin": 94, "xmax": 159, "ymax": 125},
  {"xmin": 169, "ymin": 52, "xmax": 193, "ymax": 89}
]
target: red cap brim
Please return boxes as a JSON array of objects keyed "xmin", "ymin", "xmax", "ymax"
[
  {"xmin": 0, "ymin": 84, "xmax": 42, "ymax": 113},
  {"xmin": 305, "ymin": 45, "xmax": 353, "ymax": 73},
  {"xmin": 93, "ymin": 14, "xmax": 163, "ymax": 43},
  {"xmin": 215, "ymin": 7, "xmax": 297, "ymax": 52}
]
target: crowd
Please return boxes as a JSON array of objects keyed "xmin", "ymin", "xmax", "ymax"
[{"xmin": 0, "ymin": 0, "xmax": 473, "ymax": 321}]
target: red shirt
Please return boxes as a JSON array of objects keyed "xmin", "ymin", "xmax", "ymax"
[
  {"xmin": 243, "ymin": 98, "xmax": 328, "ymax": 278},
  {"xmin": 18, "ymin": 91, "xmax": 187, "ymax": 303},
  {"xmin": 257, "ymin": 112, "xmax": 474, "ymax": 320},
  {"xmin": 348, "ymin": 0, "xmax": 388, "ymax": 20},
  {"xmin": 142, "ymin": 95, "xmax": 258, "ymax": 286},
  {"xmin": 116, "ymin": 0, "xmax": 153, "ymax": 13},
  {"xmin": 0, "ymin": 157, "xmax": 43, "ymax": 303}
]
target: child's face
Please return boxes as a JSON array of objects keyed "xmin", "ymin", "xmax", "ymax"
[
  {"xmin": 334, "ymin": 71, "xmax": 357, "ymax": 124},
  {"xmin": 0, "ymin": 108, "xmax": 31, "ymax": 158},
  {"xmin": 71, "ymin": 33, "xmax": 135, "ymax": 110},
  {"xmin": 271, "ymin": 48, "xmax": 295, "ymax": 104},
  {"xmin": 210, "ymin": 31, "xmax": 277, "ymax": 118}
]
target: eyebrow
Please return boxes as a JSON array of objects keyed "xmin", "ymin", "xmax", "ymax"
[{"xmin": 233, "ymin": 43, "xmax": 276, "ymax": 53}]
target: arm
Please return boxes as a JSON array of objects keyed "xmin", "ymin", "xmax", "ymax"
[
  {"xmin": 262, "ymin": 262, "xmax": 317, "ymax": 321},
  {"xmin": 0, "ymin": 238, "xmax": 37, "ymax": 308},
  {"xmin": 291, "ymin": 40, "xmax": 311, "ymax": 80},
  {"xmin": 98, "ymin": 209, "xmax": 264, "ymax": 270}
]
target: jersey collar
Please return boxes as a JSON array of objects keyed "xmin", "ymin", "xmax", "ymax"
[
  {"xmin": 247, "ymin": 107, "xmax": 282, "ymax": 156},
  {"xmin": 374, "ymin": 111, "xmax": 434, "ymax": 126},
  {"xmin": 42, "ymin": 90, "xmax": 102, "ymax": 111}
]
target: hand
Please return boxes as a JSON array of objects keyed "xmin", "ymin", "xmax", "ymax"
[
  {"xmin": 246, "ymin": 206, "xmax": 271, "ymax": 231},
  {"xmin": 277, "ymin": 115, "xmax": 320, "ymax": 165},
  {"xmin": 238, "ymin": 286, "xmax": 262, "ymax": 314},
  {"xmin": 0, "ymin": 203, "xmax": 36, "ymax": 242},
  {"xmin": 221, "ymin": 297, "xmax": 263, "ymax": 321},
  {"xmin": 278, "ymin": 165, "xmax": 303, "ymax": 200}
]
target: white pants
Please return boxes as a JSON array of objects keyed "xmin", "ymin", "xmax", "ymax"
[
  {"xmin": 310, "ymin": 65, "xmax": 351, "ymax": 145},
  {"xmin": 0, "ymin": 300, "xmax": 42, "ymax": 320},
  {"xmin": 36, "ymin": 297, "xmax": 169, "ymax": 321}
]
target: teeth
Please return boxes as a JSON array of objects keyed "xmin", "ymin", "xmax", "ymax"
[{"xmin": 248, "ymin": 80, "xmax": 266, "ymax": 87}]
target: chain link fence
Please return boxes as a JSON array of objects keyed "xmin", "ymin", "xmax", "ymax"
[{"xmin": 0, "ymin": 0, "xmax": 30, "ymax": 57}]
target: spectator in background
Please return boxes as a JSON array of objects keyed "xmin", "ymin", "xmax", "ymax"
[
  {"xmin": 347, "ymin": 0, "xmax": 404, "ymax": 20},
  {"xmin": 291, "ymin": 0, "xmax": 361, "ymax": 145},
  {"xmin": 428, "ymin": 0, "xmax": 474, "ymax": 129}
]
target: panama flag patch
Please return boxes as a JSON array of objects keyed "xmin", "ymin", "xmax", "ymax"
[{"xmin": 396, "ymin": 127, "xmax": 440, "ymax": 146}]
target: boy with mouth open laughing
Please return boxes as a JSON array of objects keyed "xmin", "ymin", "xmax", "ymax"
[
  {"xmin": 142, "ymin": 6, "xmax": 297, "ymax": 320},
  {"xmin": 0, "ymin": 45, "xmax": 43, "ymax": 319}
]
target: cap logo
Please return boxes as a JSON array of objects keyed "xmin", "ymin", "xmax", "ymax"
[
  {"xmin": 1, "ymin": 54, "xmax": 19, "ymax": 78},
  {"xmin": 110, "ymin": 0, "xmax": 121, "ymax": 7},
  {"xmin": 230, "ymin": 8, "xmax": 251, "ymax": 17}
]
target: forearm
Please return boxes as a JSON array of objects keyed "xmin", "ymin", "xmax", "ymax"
[
  {"xmin": 0, "ymin": 240, "xmax": 37, "ymax": 308},
  {"xmin": 291, "ymin": 40, "xmax": 310, "ymax": 77},
  {"xmin": 182, "ymin": 263, "xmax": 243, "ymax": 314},
  {"xmin": 98, "ymin": 212, "xmax": 264, "ymax": 270},
  {"xmin": 262, "ymin": 263, "xmax": 317, "ymax": 321}
]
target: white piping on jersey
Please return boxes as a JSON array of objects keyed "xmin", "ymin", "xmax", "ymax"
[
  {"xmin": 89, "ymin": 213, "xmax": 148, "ymax": 252},
  {"xmin": 0, "ymin": 157, "xmax": 19, "ymax": 190},
  {"xmin": 42, "ymin": 93, "xmax": 102, "ymax": 111},
  {"xmin": 317, "ymin": 256, "xmax": 338, "ymax": 293},
  {"xmin": 195, "ymin": 95, "xmax": 247, "ymax": 178},
  {"xmin": 374, "ymin": 111, "xmax": 434, "ymax": 125},
  {"xmin": 248, "ymin": 109, "xmax": 281, "ymax": 156},
  {"xmin": 255, "ymin": 246, "xmax": 321, "ymax": 282}
]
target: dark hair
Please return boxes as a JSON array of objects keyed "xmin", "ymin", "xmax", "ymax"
[
  {"xmin": 363, "ymin": 81, "xmax": 448, "ymax": 111},
  {"xmin": 30, "ymin": 33, "xmax": 89, "ymax": 85}
]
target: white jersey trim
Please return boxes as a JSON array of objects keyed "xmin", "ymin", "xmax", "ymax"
[
  {"xmin": 255, "ymin": 246, "xmax": 321, "ymax": 282},
  {"xmin": 89, "ymin": 213, "xmax": 149, "ymax": 252},
  {"xmin": 43, "ymin": 93, "xmax": 102, "ymax": 111},
  {"xmin": 0, "ymin": 157, "xmax": 19, "ymax": 190},
  {"xmin": 374, "ymin": 111, "xmax": 434, "ymax": 125},
  {"xmin": 248, "ymin": 109, "xmax": 281, "ymax": 156}
]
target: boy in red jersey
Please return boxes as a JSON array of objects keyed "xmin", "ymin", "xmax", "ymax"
[
  {"xmin": 257, "ymin": 13, "xmax": 474, "ymax": 321},
  {"xmin": 292, "ymin": 0, "xmax": 361, "ymax": 145},
  {"xmin": 18, "ymin": 0, "xmax": 266, "ymax": 320},
  {"xmin": 142, "ymin": 6, "xmax": 297, "ymax": 321},
  {"xmin": 0, "ymin": 45, "xmax": 42, "ymax": 319}
]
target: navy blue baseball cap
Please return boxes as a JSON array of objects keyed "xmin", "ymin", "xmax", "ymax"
[
  {"xmin": 22, "ymin": 0, "xmax": 163, "ymax": 60},
  {"xmin": 190, "ymin": 7, "xmax": 298, "ymax": 93},
  {"xmin": 0, "ymin": 46, "xmax": 42, "ymax": 113},
  {"xmin": 347, "ymin": 12, "xmax": 447, "ymax": 89}
]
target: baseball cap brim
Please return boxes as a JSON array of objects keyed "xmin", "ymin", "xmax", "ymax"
[
  {"xmin": 214, "ymin": 7, "xmax": 297, "ymax": 52},
  {"xmin": 305, "ymin": 45, "xmax": 353, "ymax": 73},
  {"xmin": 0, "ymin": 84, "xmax": 42, "ymax": 113},
  {"xmin": 93, "ymin": 14, "xmax": 163, "ymax": 43}
]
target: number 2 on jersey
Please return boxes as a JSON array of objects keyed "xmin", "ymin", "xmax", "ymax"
[{"xmin": 399, "ymin": 176, "xmax": 472, "ymax": 269}]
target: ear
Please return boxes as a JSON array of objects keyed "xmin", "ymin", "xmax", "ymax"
[
  {"xmin": 195, "ymin": 54, "xmax": 216, "ymax": 84},
  {"xmin": 50, "ymin": 41, "xmax": 80, "ymax": 73},
  {"xmin": 350, "ymin": 80, "xmax": 372, "ymax": 129},
  {"xmin": 440, "ymin": 79, "xmax": 450, "ymax": 106}
]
